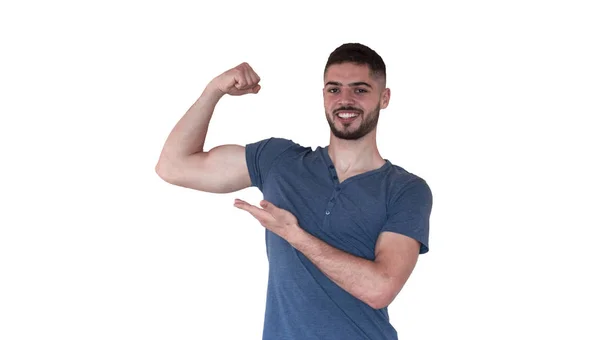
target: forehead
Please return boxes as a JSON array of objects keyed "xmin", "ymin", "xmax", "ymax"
[{"xmin": 324, "ymin": 63, "xmax": 374, "ymax": 84}]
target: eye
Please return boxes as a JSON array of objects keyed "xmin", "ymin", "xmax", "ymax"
[
  {"xmin": 327, "ymin": 88, "xmax": 339, "ymax": 93},
  {"xmin": 355, "ymin": 88, "xmax": 368, "ymax": 93}
]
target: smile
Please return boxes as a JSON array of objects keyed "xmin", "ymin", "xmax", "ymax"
[{"xmin": 337, "ymin": 112, "xmax": 359, "ymax": 118}]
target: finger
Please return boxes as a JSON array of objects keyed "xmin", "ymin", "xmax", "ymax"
[
  {"xmin": 261, "ymin": 200, "xmax": 291, "ymax": 221},
  {"xmin": 232, "ymin": 64, "xmax": 250, "ymax": 90},
  {"xmin": 242, "ymin": 70, "xmax": 259, "ymax": 93},
  {"xmin": 247, "ymin": 65, "xmax": 261, "ymax": 85},
  {"xmin": 259, "ymin": 200, "xmax": 278, "ymax": 214},
  {"xmin": 234, "ymin": 199, "xmax": 272, "ymax": 223},
  {"xmin": 233, "ymin": 198, "xmax": 253, "ymax": 210},
  {"xmin": 239, "ymin": 84, "xmax": 260, "ymax": 95},
  {"xmin": 234, "ymin": 201, "xmax": 262, "ymax": 219},
  {"xmin": 234, "ymin": 71, "xmax": 249, "ymax": 90}
]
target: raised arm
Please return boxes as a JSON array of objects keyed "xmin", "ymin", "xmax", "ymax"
[{"xmin": 155, "ymin": 62, "xmax": 261, "ymax": 193}]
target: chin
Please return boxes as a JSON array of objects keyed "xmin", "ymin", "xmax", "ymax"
[{"xmin": 331, "ymin": 129, "xmax": 365, "ymax": 140}]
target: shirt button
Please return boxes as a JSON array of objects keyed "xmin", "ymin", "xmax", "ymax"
[
  {"xmin": 332, "ymin": 176, "xmax": 338, "ymax": 180},
  {"xmin": 329, "ymin": 165, "xmax": 334, "ymax": 169},
  {"xmin": 335, "ymin": 187, "xmax": 341, "ymax": 191},
  {"xmin": 325, "ymin": 210, "xmax": 330, "ymax": 215}
]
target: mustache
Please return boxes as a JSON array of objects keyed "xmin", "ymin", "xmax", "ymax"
[{"xmin": 334, "ymin": 106, "xmax": 363, "ymax": 114}]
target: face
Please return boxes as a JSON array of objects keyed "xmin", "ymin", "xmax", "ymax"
[{"xmin": 323, "ymin": 62, "xmax": 390, "ymax": 140}]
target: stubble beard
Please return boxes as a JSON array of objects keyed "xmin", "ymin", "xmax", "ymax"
[{"xmin": 326, "ymin": 104, "xmax": 381, "ymax": 140}]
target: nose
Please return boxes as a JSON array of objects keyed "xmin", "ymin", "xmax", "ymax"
[{"xmin": 338, "ymin": 88, "xmax": 356, "ymax": 105}]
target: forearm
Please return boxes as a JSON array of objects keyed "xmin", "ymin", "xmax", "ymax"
[
  {"xmin": 287, "ymin": 226, "xmax": 390, "ymax": 309},
  {"xmin": 159, "ymin": 82, "xmax": 224, "ymax": 160}
]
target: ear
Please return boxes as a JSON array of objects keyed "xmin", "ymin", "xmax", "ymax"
[{"xmin": 380, "ymin": 88, "xmax": 391, "ymax": 109}]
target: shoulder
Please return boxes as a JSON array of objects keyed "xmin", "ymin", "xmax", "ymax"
[
  {"xmin": 245, "ymin": 136, "xmax": 312, "ymax": 169},
  {"xmin": 384, "ymin": 162, "xmax": 433, "ymax": 206},
  {"xmin": 245, "ymin": 137, "xmax": 312, "ymax": 190},
  {"xmin": 246, "ymin": 137, "xmax": 308, "ymax": 153}
]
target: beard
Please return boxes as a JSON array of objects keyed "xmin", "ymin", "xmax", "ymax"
[{"xmin": 326, "ymin": 103, "xmax": 380, "ymax": 140}]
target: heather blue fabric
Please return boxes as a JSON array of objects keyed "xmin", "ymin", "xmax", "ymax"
[{"xmin": 245, "ymin": 137, "xmax": 433, "ymax": 340}]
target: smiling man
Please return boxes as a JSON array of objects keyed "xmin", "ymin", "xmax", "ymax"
[{"xmin": 155, "ymin": 43, "xmax": 433, "ymax": 340}]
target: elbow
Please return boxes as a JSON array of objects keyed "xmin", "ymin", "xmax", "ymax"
[
  {"xmin": 366, "ymin": 282, "xmax": 402, "ymax": 310},
  {"xmin": 155, "ymin": 160, "xmax": 178, "ymax": 185},
  {"xmin": 155, "ymin": 161, "xmax": 168, "ymax": 180},
  {"xmin": 366, "ymin": 293, "xmax": 393, "ymax": 310}
]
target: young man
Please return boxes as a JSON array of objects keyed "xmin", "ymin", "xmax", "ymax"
[{"xmin": 155, "ymin": 43, "xmax": 433, "ymax": 340}]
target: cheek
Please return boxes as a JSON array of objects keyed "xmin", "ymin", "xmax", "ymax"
[
  {"xmin": 365, "ymin": 97, "xmax": 381, "ymax": 107},
  {"xmin": 323, "ymin": 99, "xmax": 335, "ymax": 110}
]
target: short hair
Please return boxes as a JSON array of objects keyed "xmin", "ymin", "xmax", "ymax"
[{"xmin": 324, "ymin": 43, "xmax": 386, "ymax": 83}]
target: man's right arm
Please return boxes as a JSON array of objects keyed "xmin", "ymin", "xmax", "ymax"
[{"xmin": 155, "ymin": 62, "xmax": 261, "ymax": 193}]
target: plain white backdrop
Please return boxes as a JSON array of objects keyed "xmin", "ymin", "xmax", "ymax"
[{"xmin": 1, "ymin": 0, "xmax": 599, "ymax": 339}]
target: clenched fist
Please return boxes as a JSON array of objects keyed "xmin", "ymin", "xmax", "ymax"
[{"xmin": 210, "ymin": 62, "xmax": 261, "ymax": 96}]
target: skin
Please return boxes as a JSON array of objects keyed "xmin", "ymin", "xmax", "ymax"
[
  {"xmin": 322, "ymin": 62, "xmax": 390, "ymax": 181},
  {"xmin": 157, "ymin": 61, "xmax": 421, "ymax": 310}
]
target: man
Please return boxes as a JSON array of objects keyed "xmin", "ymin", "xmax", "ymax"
[{"xmin": 155, "ymin": 43, "xmax": 433, "ymax": 340}]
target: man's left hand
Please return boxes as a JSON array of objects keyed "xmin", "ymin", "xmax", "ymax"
[{"xmin": 233, "ymin": 199, "xmax": 300, "ymax": 240}]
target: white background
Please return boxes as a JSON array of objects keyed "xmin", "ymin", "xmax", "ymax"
[{"xmin": 1, "ymin": 0, "xmax": 599, "ymax": 339}]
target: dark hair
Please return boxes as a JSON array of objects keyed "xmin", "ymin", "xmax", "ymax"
[{"xmin": 324, "ymin": 43, "xmax": 386, "ymax": 81}]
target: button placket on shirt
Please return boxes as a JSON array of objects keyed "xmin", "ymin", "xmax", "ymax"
[{"xmin": 324, "ymin": 164, "xmax": 339, "ymax": 217}]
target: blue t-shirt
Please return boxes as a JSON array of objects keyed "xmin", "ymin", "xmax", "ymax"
[{"xmin": 245, "ymin": 137, "xmax": 433, "ymax": 340}]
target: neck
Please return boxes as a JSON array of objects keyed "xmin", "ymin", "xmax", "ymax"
[{"xmin": 327, "ymin": 131, "xmax": 385, "ymax": 175}]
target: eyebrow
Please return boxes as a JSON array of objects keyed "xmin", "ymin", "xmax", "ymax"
[{"xmin": 325, "ymin": 81, "xmax": 373, "ymax": 88}]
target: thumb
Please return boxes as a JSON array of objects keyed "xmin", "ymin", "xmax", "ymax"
[
  {"xmin": 251, "ymin": 84, "xmax": 261, "ymax": 94},
  {"xmin": 260, "ymin": 200, "xmax": 276, "ymax": 212}
]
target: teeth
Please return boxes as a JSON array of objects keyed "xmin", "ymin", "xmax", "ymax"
[{"xmin": 337, "ymin": 112, "xmax": 358, "ymax": 118}]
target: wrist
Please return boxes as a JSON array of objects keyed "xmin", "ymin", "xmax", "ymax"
[
  {"xmin": 202, "ymin": 81, "xmax": 226, "ymax": 100},
  {"xmin": 286, "ymin": 224, "xmax": 308, "ymax": 249}
]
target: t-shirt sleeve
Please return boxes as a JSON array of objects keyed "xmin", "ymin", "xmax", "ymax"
[
  {"xmin": 245, "ymin": 137, "xmax": 296, "ymax": 191},
  {"xmin": 380, "ymin": 177, "xmax": 433, "ymax": 254}
]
